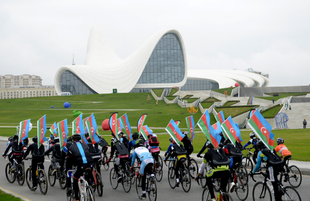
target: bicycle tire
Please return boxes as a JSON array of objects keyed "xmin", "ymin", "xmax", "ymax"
[
  {"xmin": 16, "ymin": 164, "xmax": 25, "ymax": 186},
  {"xmin": 213, "ymin": 178, "xmax": 221, "ymax": 192},
  {"xmin": 202, "ymin": 188, "xmax": 233, "ymax": 201},
  {"xmin": 136, "ymin": 176, "xmax": 143, "ymax": 199},
  {"xmin": 188, "ymin": 159, "xmax": 198, "ymax": 179},
  {"xmin": 86, "ymin": 186, "xmax": 95, "ymax": 201},
  {"xmin": 157, "ymin": 155, "xmax": 163, "ymax": 171},
  {"xmin": 288, "ymin": 165, "xmax": 302, "ymax": 188},
  {"xmin": 148, "ymin": 176, "xmax": 157, "ymax": 201},
  {"xmin": 48, "ymin": 165, "xmax": 56, "ymax": 186},
  {"xmin": 235, "ymin": 181, "xmax": 249, "ymax": 201},
  {"xmin": 25, "ymin": 167, "xmax": 32, "ymax": 190},
  {"xmin": 5, "ymin": 163, "xmax": 16, "ymax": 183},
  {"xmin": 242, "ymin": 157, "xmax": 253, "ymax": 172},
  {"xmin": 155, "ymin": 169, "xmax": 163, "ymax": 182},
  {"xmin": 198, "ymin": 174, "xmax": 207, "ymax": 188},
  {"xmin": 109, "ymin": 168, "xmax": 118, "ymax": 189},
  {"xmin": 282, "ymin": 186, "xmax": 301, "ymax": 201},
  {"xmin": 95, "ymin": 173, "xmax": 104, "ymax": 197},
  {"xmin": 102, "ymin": 155, "xmax": 109, "ymax": 171},
  {"xmin": 180, "ymin": 167, "xmax": 191, "ymax": 193},
  {"xmin": 252, "ymin": 181, "xmax": 272, "ymax": 201},
  {"xmin": 38, "ymin": 169, "xmax": 48, "ymax": 195},
  {"xmin": 167, "ymin": 167, "xmax": 176, "ymax": 189},
  {"xmin": 122, "ymin": 173, "xmax": 132, "ymax": 193},
  {"xmin": 59, "ymin": 171, "xmax": 67, "ymax": 189}
]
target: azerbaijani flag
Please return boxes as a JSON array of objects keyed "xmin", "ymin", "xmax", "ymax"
[
  {"xmin": 117, "ymin": 118, "xmax": 123, "ymax": 133},
  {"xmin": 37, "ymin": 115, "xmax": 47, "ymax": 148},
  {"xmin": 120, "ymin": 113, "xmax": 132, "ymax": 140},
  {"xmin": 86, "ymin": 114, "xmax": 100, "ymax": 144},
  {"xmin": 49, "ymin": 122, "xmax": 57, "ymax": 137},
  {"xmin": 109, "ymin": 112, "xmax": 118, "ymax": 139},
  {"xmin": 165, "ymin": 119, "xmax": 185, "ymax": 145},
  {"xmin": 72, "ymin": 114, "xmax": 87, "ymax": 144},
  {"xmin": 212, "ymin": 121, "xmax": 222, "ymax": 135},
  {"xmin": 221, "ymin": 116, "xmax": 243, "ymax": 145},
  {"xmin": 197, "ymin": 110, "xmax": 221, "ymax": 149},
  {"xmin": 185, "ymin": 116, "xmax": 195, "ymax": 140},
  {"xmin": 18, "ymin": 119, "xmax": 31, "ymax": 143},
  {"xmin": 248, "ymin": 110, "xmax": 275, "ymax": 150},
  {"xmin": 140, "ymin": 125, "xmax": 153, "ymax": 140},
  {"xmin": 247, "ymin": 96, "xmax": 253, "ymax": 105},
  {"xmin": 215, "ymin": 110, "xmax": 225, "ymax": 124},
  {"xmin": 175, "ymin": 120, "xmax": 181, "ymax": 126},
  {"xmin": 84, "ymin": 117, "xmax": 89, "ymax": 133},
  {"xmin": 57, "ymin": 119, "xmax": 69, "ymax": 150},
  {"xmin": 137, "ymin": 113, "xmax": 147, "ymax": 133}
]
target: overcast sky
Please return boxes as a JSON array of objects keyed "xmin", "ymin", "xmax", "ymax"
[{"xmin": 1, "ymin": 0, "xmax": 310, "ymax": 87}]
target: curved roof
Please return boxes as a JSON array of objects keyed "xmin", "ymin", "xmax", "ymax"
[{"xmin": 55, "ymin": 27, "xmax": 187, "ymax": 94}]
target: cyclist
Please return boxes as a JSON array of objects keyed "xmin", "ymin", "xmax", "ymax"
[
  {"xmin": 44, "ymin": 137, "xmax": 65, "ymax": 173},
  {"xmin": 181, "ymin": 131, "xmax": 194, "ymax": 164},
  {"xmin": 130, "ymin": 139, "xmax": 154, "ymax": 199},
  {"xmin": 66, "ymin": 134, "xmax": 94, "ymax": 201},
  {"xmin": 275, "ymin": 137, "xmax": 292, "ymax": 181},
  {"xmin": 118, "ymin": 131, "xmax": 129, "ymax": 148},
  {"xmin": 146, "ymin": 133, "xmax": 160, "ymax": 168},
  {"xmin": 128, "ymin": 132, "xmax": 139, "ymax": 153},
  {"xmin": 3, "ymin": 135, "xmax": 24, "ymax": 171},
  {"xmin": 243, "ymin": 132, "xmax": 259, "ymax": 163},
  {"xmin": 250, "ymin": 140, "xmax": 283, "ymax": 201},
  {"xmin": 164, "ymin": 137, "xmax": 187, "ymax": 187},
  {"xmin": 87, "ymin": 136, "xmax": 102, "ymax": 176},
  {"xmin": 23, "ymin": 136, "xmax": 45, "ymax": 191},
  {"xmin": 195, "ymin": 141, "xmax": 230, "ymax": 201}
]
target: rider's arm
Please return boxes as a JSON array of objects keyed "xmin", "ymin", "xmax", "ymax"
[
  {"xmin": 23, "ymin": 144, "xmax": 33, "ymax": 158},
  {"xmin": 243, "ymin": 142, "xmax": 250, "ymax": 148},
  {"xmin": 253, "ymin": 151, "xmax": 264, "ymax": 173},
  {"xmin": 197, "ymin": 141, "xmax": 208, "ymax": 156},
  {"xmin": 131, "ymin": 150, "xmax": 137, "ymax": 167},
  {"xmin": 198, "ymin": 158, "xmax": 207, "ymax": 175},
  {"xmin": 44, "ymin": 146, "xmax": 53, "ymax": 156},
  {"xmin": 3, "ymin": 142, "xmax": 12, "ymax": 156},
  {"xmin": 165, "ymin": 143, "xmax": 173, "ymax": 156}
]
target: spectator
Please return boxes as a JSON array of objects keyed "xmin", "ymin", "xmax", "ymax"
[{"xmin": 303, "ymin": 119, "xmax": 307, "ymax": 129}]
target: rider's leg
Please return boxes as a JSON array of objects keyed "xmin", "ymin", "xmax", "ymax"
[{"xmin": 31, "ymin": 159, "xmax": 38, "ymax": 188}]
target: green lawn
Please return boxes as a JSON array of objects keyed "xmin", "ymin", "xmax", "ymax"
[
  {"xmin": 212, "ymin": 87, "xmax": 235, "ymax": 95},
  {"xmin": 261, "ymin": 104, "xmax": 283, "ymax": 118},
  {"xmin": 152, "ymin": 89, "xmax": 164, "ymax": 97},
  {"xmin": 214, "ymin": 106, "xmax": 257, "ymax": 118},
  {"xmin": 258, "ymin": 92, "xmax": 308, "ymax": 101},
  {"xmin": 165, "ymin": 96, "xmax": 177, "ymax": 101},
  {"xmin": 169, "ymin": 88, "xmax": 178, "ymax": 96},
  {"xmin": 222, "ymin": 100, "xmax": 240, "ymax": 107},
  {"xmin": 0, "ymin": 189, "xmax": 23, "ymax": 201}
]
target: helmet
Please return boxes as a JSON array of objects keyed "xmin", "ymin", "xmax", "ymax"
[
  {"xmin": 52, "ymin": 137, "xmax": 59, "ymax": 144},
  {"xmin": 32, "ymin": 136, "xmax": 38, "ymax": 143},
  {"xmin": 72, "ymin": 134, "xmax": 81, "ymax": 141},
  {"xmin": 249, "ymin": 132, "xmax": 255, "ymax": 138},
  {"xmin": 169, "ymin": 137, "xmax": 174, "ymax": 143},
  {"xmin": 67, "ymin": 136, "xmax": 72, "ymax": 142},
  {"xmin": 183, "ymin": 131, "xmax": 188, "ymax": 135},
  {"xmin": 118, "ymin": 131, "xmax": 124, "ymax": 136},
  {"xmin": 132, "ymin": 132, "xmax": 139, "ymax": 140},
  {"xmin": 134, "ymin": 139, "xmax": 144, "ymax": 148},
  {"xmin": 206, "ymin": 141, "xmax": 214, "ymax": 149},
  {"xmin": 13, "ymin": 135, "xmax": 18, "ymax": 141},
  {"xmin": 277, "ymin": 138, "xmax": 284, "ymax": 145},
  {"xmin": 85, "ymin": 133, "xmax": 89, "ymax": 138},
  {"xmin": 256, "ymin": 140, "xmax": 265, "ymax": 149},
  {"xmin": 8, "ymin": 136, "xmax": 13, "ymax": 141},
  {"xmin": 87, "ymin": 137, "xmax": 91, "ymax": 143}
]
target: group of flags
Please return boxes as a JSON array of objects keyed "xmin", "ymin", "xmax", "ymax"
[{"xmin": 165, "ymin": 108, "xmax": 275, "ymax": 151}]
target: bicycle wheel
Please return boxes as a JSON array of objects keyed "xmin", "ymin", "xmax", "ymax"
[
  {"xmin": 157, "ymin": 155, "xmax": 163, "ymax": 171},
  {"xmin": 16, "ymin": 164, "xmax": 25, "ymax": 186},
  {"xmin": 48, "ymin": 165, "xmax": 56, "ymax": 186},
  {"xmin": 155, "ymin": 169, "xmax": 163, "ymax": 182},
  {"xmin": 25, "ymin": 167, "xmax": 32, "ymax": 189},
  {"xmin": 213, "ymin": 178, "xmax": 221, "ymax": 192},
  {"xmin": 288, "ymin": 165, "xmax": 302, "ymax": 188},
  {"xmin": 252, "ymin": 181, "xmax": 272, "ymax": 201},
  {"xmin": 202, "ymin": 188, "xmax": 233, "ymax": 201},
  {"xmin": 38, "ymin": 169, "xmax": 48, "ymax": 195},
  {"xmin": 198, "ymin": 174, "xmax": 207, "ymax": 188},
  {"xmin": 188, "ymin": 159, "xmax": 198, "ymax": 179},
  {"xmin": 235, "ymin": 182, "xmax": 249, "ymax": 201},
  {"xmin": 102, "ymin": 155, "xmax": 109, "ymax": 171},
  {"xmin": 148, "ymin": 177, "xmax": 157, "ymax": 201},
  {"xmin": 5, "ymin": 163, "xmax": 16, "ymax": 183},
  {"xmin": 167, "ymin": 167, "xmax": 176, "ymax": 189},
  {"xmin": 136, "ymin": 176, "xmax": 143, "ymax": 198},
  {"xmin": 180, "ymin": 168, "xmax": 191, "ymax": 192},
  {"xmin": 242, "ymin": 157, "xmax": 253, "ymax": 172},
  {"xmin": 282, "ymin": 186, "xmax": 301, "ymax": 201},
  {"xmin": 109, "ymin": 168, "xmax": 118, "ymax": 189},
  {"xmin": 122, "ymin": 173, "xmax": 132, "ymax": 193},
  {"xmin": 95, "ymin": 173, "xmax": 104, "ymax": 197},
  {"xmin": 59, "ymin": 171, "xmax": 67, "ymax": 189},
  {"xmin": 86, "ymin": 186, "xmax": 95, "ymax": 201}
]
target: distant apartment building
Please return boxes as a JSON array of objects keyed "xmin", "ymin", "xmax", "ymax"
[{"xmin": 0, "ymin": 74, "xmax": 57, "ymax": 99}]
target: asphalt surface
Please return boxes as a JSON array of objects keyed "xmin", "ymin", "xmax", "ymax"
[{"xmin": 0, "ymin": 141, "xmax": 310, "ymax": 201}]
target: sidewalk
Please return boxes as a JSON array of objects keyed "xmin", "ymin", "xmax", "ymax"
[{"xmin": 2, "ymin": 136, "xmax": 309, "ymax": 175}]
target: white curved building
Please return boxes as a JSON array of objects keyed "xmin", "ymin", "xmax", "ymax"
[{"xmin": 54, "ymin": 27, "xmax": 269, "ymax": 95}]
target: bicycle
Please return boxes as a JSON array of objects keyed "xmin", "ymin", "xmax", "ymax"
[
  {"xmin": 150, "ymin": 149, "xmax": 163, "ymax": 182},
  {"xmin": 135, "ymin": 167, "xmax": 157, "ymax": 201},
  {"xmin": 187, "ymin": 156, "xmax": 199, "ymax": 179},
  {"xmin": 67, "ymin": 168, "xmax": 95, "ymax": 201},
  {"xmin": 109, "ymin": 156, "xmax": 133, "ymax": 193},
  {"xmin": 47, "ymin": 156, "xmax": 66, "ymax": 189},
  {"xmin": 5, "ymin": 153, "xmax": 25, "ymax": 186},
  {"xmin": 101, "ymin": 146, "xmax": 110, "ymax": 171},
  {"xmin": 227, "ymin": 162, "xmax": 249, "ymax": 201},
  {"xmin": 242, "ymin": 147, "xmax": 256, "ymax": 172},
  {"xmin": 202, "ymin": 189, "xmax": 233, "ymax": 201},
  {"xmin": 25, "ymin": 158, "xmax": 48, "ymax": 195},
  {"xmin": 89, "ymin": 161, "xmax": 104, "ymax": 197},
  {"xmin": 251, "ymin": 171, "xmax": 301, "ymax": 201},
  {"xmin": 165, "ymin": 158, "xmax": 191, "ymax": 192},
  {"xmin": 281, "ymin": 156, "xmax": 302, "ymax": 188}
]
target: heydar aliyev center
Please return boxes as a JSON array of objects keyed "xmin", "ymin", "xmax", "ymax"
[{"xmin": 54, "ymin": 26, "xmax": 269, "ymax": 95}]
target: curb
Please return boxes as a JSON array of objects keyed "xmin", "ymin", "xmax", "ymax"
[{"xmin": 0, "ymin": 186, "xmax": 32, "ymax": 201}]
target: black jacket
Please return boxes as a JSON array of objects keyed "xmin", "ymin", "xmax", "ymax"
[
  {"xmin": 67, "ymin": 141, "xmax": 93, "ymax": 166},
  {"xmin": 45, "ymin": 144, "xmax": 64, "ymax": 159},
  {"xmin": 24, "ymin": 142, "xmax": 45, "ymax": 160}
]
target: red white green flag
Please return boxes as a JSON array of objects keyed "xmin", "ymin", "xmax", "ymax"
[
  {"xmin": 37, "ymin": 115, "xmax": 47, "ymax": 148},
  {"xmin": 109, "ymin": 112, "xmax": 119, "ymax": 140},
  {"xmin": 49, "ymin": 122, "xmax": 57, "ymax": 137},
  {"xmin": 137, "ymin": 113, "xmax": 147, "ymax": 133},
  {"xmin": 18, "ymin": 119, "xmax": 31, "ymax": 143},
  {"xmin": 57, "ymin": 119, "xmax": 69, "ymax": 150}
]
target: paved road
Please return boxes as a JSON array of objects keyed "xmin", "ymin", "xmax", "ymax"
[{"xmin": 1, "ymin": 141, "xmax": 309, "ymax": 201}]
